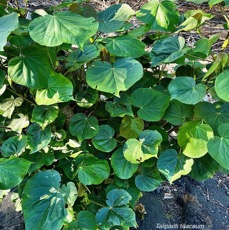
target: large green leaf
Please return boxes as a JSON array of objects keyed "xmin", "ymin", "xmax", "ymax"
[
  {"xmin": 163, "ymin": 100, "xmax": 194, "ymax": 125},
  {"xmin": 136, "ymin": 0, "xmax": 179, "ymax": 31},
  {"xmin": 31, "ymin": 105, "xmax": 59, "ymax": 129},
  {"xmin": 0, "ymin": 158, "xmax": 31, "ymax": 189},
  {"xmin": 22, "ymin": 170, "xmax": 76, "ymax": 230},
  {"xmin": 194, "ymin": 102, "xmax": 229, "ymax": 135},
  {"xmin": 35, "ymin": 73, "xmax": 74, "ymax": 105},
  {"xmin": 86, "ymin": 57, "xmax": 143, "ymax": 97},
  {"xmin": 189, "ymin": 154, "xmax": 219, "ymax": 180},
  {"xmin": 66, "ymin": 211, "xmax": 97, "ymax": 230},
  {"xmin": 215, "ymin": 70, "xmax": 229, "ymax": 102},
  {"xmin": 0, "ymin": 96, "xmax": 23, "ymax": 118},
  {"xmin": 150, "ymin": 36, "xmax": 187, "ymax": 66},
  {"xmin": 105, "ymin": 94, "xmax": 133, "ymax": 117},
  {"xmin": 207, "ymin": 123, "xmax": 229, "ymax": 170},
  {"xmin": 92, "ymin": 125, "xmax": 117, "ymax": 152},
  {"xmin": 0, "ymin": 12, "xmax": 19, "ymax": 51},
  {"xmin": 1, "ymin": 135, "xmax": 27, "ymax": 157},
  {"xmin": 69, "ymin": 113, "xmax": 99, "ymax": 142},
  {"xmin": 131, "ymin": 88, "xmax": 170, "ymax": 122},
  {"xmin": 178, "ymin": 121, "xmax": 214, "ymax": 158},
  {"xmin": 120, "ymin": 116, "xmax": 144, "ymax": 139},
  {"xmin": 96, "ymin": 189, "xmax": 136, "ymax": 229},
  {"xmin": 77, "ymin": 155, "xmax": 110, "ymax": 185},
  {"xmin": 168, "ymin": 77, "xmax": 206, "ymax": 105},
  {"xmin": 105, "ymin": 36, "xmax": 146, "ymax": 58},
  {"xmin": 157, "ymin": 149, "xmax": 194, "ymax": 183},
  {"xmin": 123, "ymin": 130, "xmax": 162, "ymax": 164},
  {"xmin": 8, "ymin": 46, "xmax": 54, "ymax": 89},
  {"xmin": 135, "ymin": 167, "xmax": 162, "ymax": 192},
  {"xmin": 29, "ymin": 11, "xmax": 98, "ymax": 47},
  {"xmin": 111, "ymin": 148, "xmax": 138, "ymax": 179},
  {"xmin": 27, "ymin": 123, "xmax": 52, "ymax": 154},
  {"xmin": 98, "ymin": 4, "xmax": 135, "ymax": 33}
]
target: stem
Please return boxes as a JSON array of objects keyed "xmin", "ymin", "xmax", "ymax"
[
  {"xmin": 90, "ymin": 200, "xmax": 105, "ymax": 207},
  {"xmin": 7, "ymin": 87, "xmax": 35, "ymax": 106},
  {"xmin": 0, "ymin": 126, "xmax": 11, "ymax": 130},
  {"xmin": 15, "ymin": 0, "xmax": 20, "ymax": 10}
]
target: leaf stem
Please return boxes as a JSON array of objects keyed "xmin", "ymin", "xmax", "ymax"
[
  {"xmin": 15, "ymin": 0, "xmax": 20, "ymax": 10},
  {"xmin": 90, "ymin": 200, "xmax": 105, "ymax": 207},
  {"xmin": 7, "ymin": 87, "xmax": 35, "ymax": 106}
]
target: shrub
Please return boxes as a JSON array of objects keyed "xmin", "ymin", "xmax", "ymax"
[{"xmin": 0, "ymin": 0, "xmax": 228, "ymax": 229}]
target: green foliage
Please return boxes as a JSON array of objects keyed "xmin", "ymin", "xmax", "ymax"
[{"xmin": 0, "ymin": 0, "xmax": 228, "ymax": 229}]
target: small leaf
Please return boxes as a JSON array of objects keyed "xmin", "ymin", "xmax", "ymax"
[
  {"xmin": 123, "ymin": 130, "xmax": 163, "ymax": 164},
  {"xmin": 131, "ymin": 88, "xmax": 170, "ymax": 122},
  {"xmin": 0, "ymin": 12, "xmax": 19, "ymax": 51},
  {"xmin": 0, "ymin": 96, "xmax": 23, "ymax": 118},
  {"xmin": 60, "ymin": 182, "xmax": 78, "ymax": 206},
  {"xmin": 77, "ymin": 155, "xmax": 110, "ymax": 185},
  {"xmin": 75, "ymin": 87, "xmax": 98, "ymax": 108},
  {"xmin": 8, "ymin": 114, "xmax": 29, "ymax": 134},
  {"xmin": 215, "ymin": 70, "xmax": 229, "ymax": 102},
  {"xmin": 29, "ymin": 11, "xmax": 98, "ymax": 47},
  {"xmin": 69, "ymin": 113, "xmax": 99, "ymax": 142},
  {"xmin": 120, "ymin": 116, "xmax": 144, "ymax": 139},
  {"xmin": 168, "ymin": 76, "xmax": 206, "ymax": 105},
  {"xmin": 178, "ymin": 121, "xmax": 214, "ymax": 158},
  {"xmin": 105, "ymin": 94, "xmax": 133, "ymax": 117},
  {"xmin": 31, "ymin": 105, "xmax": 59, "ymax": 129},
  {"xmin": 207, "ymin": 123, "xmax": 229, "ymax": 170},
  {"xmin": 135, "ymin": 167, "xmax": 162, "ymax": 192},
  {"xmin": 157, "ymin": 149, "xmax": 194, "ymax": 183},
  {"xmin": 105, "ymin": 36, "xmax": 146, "ymax": 58},
  {"xmin": 35, "ymin": 73, "xmax": 74, "ymax": 105},
  {"xmin": 136, "ymin": 0, "xmax": 179, "ymax": 31},
  {"xmin": 96, "ymin": 189, "xmax": 136, "ymax": 229},
  {"xmin": 98, "ymin": 4, "xmax": 135, "ymax": 33},
  {"xmin": 27, "ymin": 123, "xmax": 52, "ymax": 154},
  {"xmin": 0, "ymin": 158, "xmax": 31, "ymax": 190},
  {"xmin": 163, "ymin": 100, "xmax": 194, "ymax": 125},
  {"xmin": 111, "ymin": 148, "xmax": 138, "ymax": 179},
  {"xmin": 92, "ymin": 125, "xmax": 117, "ymax": 152},
  {"xmin": 1, "ymin": 135, "xmax": 27, "ymax": 157},
  {"xmin": 22, "ymin": 170, "xmax": 69, "ymax": 230},
  {"xmin": 86, "ymin": 57, "xmax": 143, "ymax": 97}
]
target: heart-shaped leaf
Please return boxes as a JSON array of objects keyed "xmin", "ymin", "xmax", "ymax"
[
  {"xmin": 163, "ymin": 100, "xmax": 194, "ymax": 125},
  {"xmin": 207, "ymin": 123, "xmax": 229, "ymax": 170},
  {"xmin": 92, "ymin": 125, "xmax": 117, "ymax": 152},
  {"xmin": 136, "ymin": 0, "xmax": 179, "ymax": 31},
  {"xmin": 131, "ymin": 88, "xmax": 170, "ymax": 122},
  {"xmin": 69, "ymin": 113, "xmax": 99, "ymax": 142},
  {"xmin": 111, "ymin": 148, "xmax": 138, "ymax": 179},
  {"xmin": 168, "ymin": 76, "xmax": 206, "ymax": 105},
  {"xmin": 8, "ymin": 46, "xmax": 54, "ymax": 89},
  {"xmin": 178, "ymin": 121, "xmax": 214, "ymax": 158},
  {"xmin": 120, "ymin": 116, "xmax": 144, "ymax": 139},
  {"xmin": 22, "ymin": 170, "xmax": 75, "ymax": 230},
  {"xmin": 105, "ymin": 36, "xmax": 146, "ymax": 58},
  {"xmin": 135, "ymin": 167, "xmax": 162, "ymax": 192},
  {"xmin": 35, "ymin": 73, "xmax": 74, "ymax": 105},
  {"xmin": 98, "ymin": 4, "xmax": 135, "ymax": 33},
  {"xmin": 75, "ymin": 87, "xmax": 98, "ymax": 108},
  {"xmin": 77, "ymin": 155, "xmax": 110, "ymax": 185},
  {"xmin": 32, "ymin": 105, "xmax": 59, "ymax": 129},
  {"xmin": 0, "ymin": 12, "xmax": 19, "ymax": 51},
  {"xmin": 27, "ymin": 123, "xmax": 52, "ymax": 154},
  {"xmin": 123, "ymin": 130, "xmax": 162, "ymax": 164},
  {"xmin": 1, "ymin": 135, "xmax": 27, "ymax": 157},
  {"xmin": 86, "ymin": 57, "xmax": 143, "ymax": 97},
  {"xmin": 29, "ymin": 11, "xmax": 98, "ymax": 47},
  {"xmin": 96, "ymin": 189, "xmax": 136, "ymax": 229},
  {"xmin": 157, "ymin": 149, "xmax": 194, "ymax": 183},
  {"xmin": 0, "ymin": 158, "xmax": 31, "ymax": 189}
]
